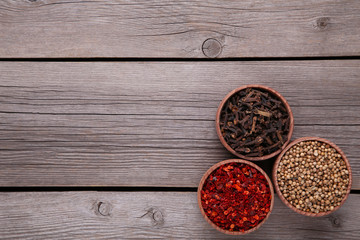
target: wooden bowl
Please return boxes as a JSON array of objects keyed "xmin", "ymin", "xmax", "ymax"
[
  {"xmin": 197, "ymin": 159, "xmax": 274, "ymax": 235},
  {"xmin": 272, "ymin": 137, "xmax": 352, "ymax": 217},
  {"xmin": 215, "ymin": 85, "xmax": 294, "ymax": 161}
]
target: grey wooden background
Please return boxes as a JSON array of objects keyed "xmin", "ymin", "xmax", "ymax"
[
  {"xmin": 0, "ymin": 0, "xmax": 359, "ymax": 239},
  {"xmin": 1, "ymin": 0, "xmax": 360, "ymax": 58}
]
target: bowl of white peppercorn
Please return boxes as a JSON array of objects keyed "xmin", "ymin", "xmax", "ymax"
[{"xmin": 272, "ymin": 137, "xmax": 352, "ymax": 217}]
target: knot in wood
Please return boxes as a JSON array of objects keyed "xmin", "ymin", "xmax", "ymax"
[
  {"xmin": 97, "ymin": 202, "xmax": 111, "ymax": 216},
  {"xmin": 140, "ymin": 207, "xmax": 164, "ymax": 227},
  {"xmin": 328, "ymin": 215, "xmax": 341, "ymax": 227},
  {"xmin": 202, "ymin": 38, "xmax": 222, "ymax": 58},
  {"xmin": 314, "ymin": 17, "xmax": 330, "ymax": 30},
  {"xmin": 152, "ymin": 209, "xmax": 164, "ymax": 224}
]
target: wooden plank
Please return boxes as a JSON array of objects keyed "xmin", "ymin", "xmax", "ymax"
[
  {"xmin": 0, "ymin": 61, "xmax": 359, "ymax": 188},
  {"xmin": 0, "ymin": 191, "xmax": 359, "ymax": 239},
  {"xmin": 1, "ymin": 0, "xmax": 360, "ymax": 58}
]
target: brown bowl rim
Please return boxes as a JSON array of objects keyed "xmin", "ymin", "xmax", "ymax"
[
  {"xmin": 197, "ymin": 159, "xmax": 275, "ymax": 235},
  {"xmin": 215, "ymin": 85, "xmax": 294, "ymax": 161},
  {"xmin": 272, "ymin": 137, "xmax": 353, "ymax": 217}
]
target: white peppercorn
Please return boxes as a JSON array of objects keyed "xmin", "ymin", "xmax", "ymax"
[{"xmin": 277, "ymin": 140, "xmax": 350, "ymax": 213}]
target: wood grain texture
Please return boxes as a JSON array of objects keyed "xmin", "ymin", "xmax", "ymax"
[
  {"xmin": 0, "ymin": 192, "xmax": 359, "ymax": 239},
  {"xmin": 0, "ymin": 61, "xmax": 359, "ymax": 188},
  {"xmin": 1, "ymin": 0, "xmax": 360, "ymax": 58}
]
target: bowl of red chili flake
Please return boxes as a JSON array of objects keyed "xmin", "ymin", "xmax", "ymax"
[{"xmin": 198, "ymin": 159, "xmax": 274, "ymax": 235}]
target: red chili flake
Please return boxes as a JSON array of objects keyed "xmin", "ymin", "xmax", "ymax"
[{"xmin": 201, "ymin": 163, "xmax": 271, "ymax": 232}]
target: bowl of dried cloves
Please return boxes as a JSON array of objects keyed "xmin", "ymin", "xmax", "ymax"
[
  {"xmin": 273, "ymin": 137, "xmax": 352, "ymax": 217},
  {"xmin": 216, "ymin": 85, "xmax": 294, "ymax": 161}
]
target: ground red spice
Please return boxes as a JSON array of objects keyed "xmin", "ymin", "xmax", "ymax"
[{"xmin": 201, "ymin": 162, "xmax": 271, "ymax": 232}]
